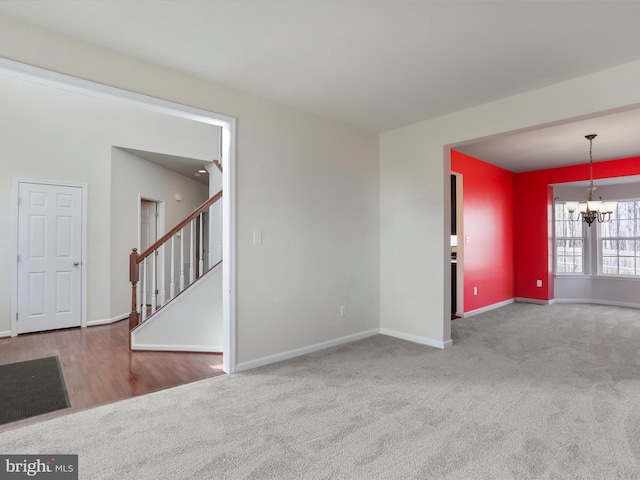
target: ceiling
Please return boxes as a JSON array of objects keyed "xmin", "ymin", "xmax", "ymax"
[
  {"xmin": 456, "ymin": 107, "xmax": 640, "ymax": 173},
  {"xmin": 1, "ymin": 1, "xmax": 640, "ymax": 171},
  {"xmin": 122, "ymin": 148, "xmax": 210, "ymax": 186}
]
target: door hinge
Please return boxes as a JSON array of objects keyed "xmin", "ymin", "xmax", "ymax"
[
  {"xmin": 17, "ymin": 197, "xmax": 21, "ymax": 206},
  {"xmin": 155, "ymin": 289, "xmax": 159, "ymax": 295},
  {"xmin": 16, "ymin": 313, "xmax": 18, "ymax": 321},
  {"xmin": 155, "ymin": 211, "xmax": 159, "ymax": 218},
  {"xmin": 17, "ymin": 254, "xmax": 19, "ymax": 263}
]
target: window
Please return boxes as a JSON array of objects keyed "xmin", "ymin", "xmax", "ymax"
[
  {"xmin": 599, "ymin": 200, "xmax": 640, "ymax": 276},
  {"xmin": 555, "ymin": 202, "xmax": 584, "ymax": 273}
]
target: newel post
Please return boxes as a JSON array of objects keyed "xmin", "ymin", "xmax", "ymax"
[{"xmin": 129, "ymin": 248, "xmax": 140, "ymax": 331}]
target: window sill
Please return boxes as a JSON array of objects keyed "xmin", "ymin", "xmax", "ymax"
[{"xmin": 555, "ymin": 274, "xmax": 640, "ymax": 282}]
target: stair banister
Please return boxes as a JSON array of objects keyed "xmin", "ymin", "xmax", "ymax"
[
  {"xmin": 128, "ymin": 189, "xmax": 223, "ymax": 331},
  {"xmin": 139, "ymin": 189, "xmax": 222, "ymax": 259}
]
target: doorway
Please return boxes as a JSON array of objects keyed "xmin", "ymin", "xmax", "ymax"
[
  {"xmin": 12, "ymin": 179, "xmax": 87, "ymax": 335},
  {"xmin": 2, "ymin": 58, "xmax": 236, "ymax": 373},
  {"xmin": 451, "ymin": 173, "xmax": 463, "ymax": 317},
  {"xmin": 139, "ymin": 197, "xmax": 165, "ymax": 308},
  {"xmin": 138, "ymin": 198, "xmax": 160, "ymax": 306}
]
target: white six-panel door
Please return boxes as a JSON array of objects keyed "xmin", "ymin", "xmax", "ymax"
[{"xmin": 17, "ymin": 182, "xmax": 83, "ymax": 334}]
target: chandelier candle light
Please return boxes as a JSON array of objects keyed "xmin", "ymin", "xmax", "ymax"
[{"xmin": 565, "ymin": 134, "xmax": 616, "ymax": 227}]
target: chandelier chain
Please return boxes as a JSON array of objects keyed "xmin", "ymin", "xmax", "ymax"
[{"xmin": 565, "ymin": 134, "xmax": 616, "ymax": 227}]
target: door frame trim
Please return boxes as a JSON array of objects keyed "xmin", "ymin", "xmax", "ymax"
[
  {"xmin": 11, "ymin": 178, "xmax": 88, "ymax": 337},
  {"xmin": 138, "ymin": 194, "xmax": 166, "ymax": 253}
]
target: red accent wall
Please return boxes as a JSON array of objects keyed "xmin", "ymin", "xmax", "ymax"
[
  {"xmin": 452, "ymin": 151, "xmax": 640, "ymax": 313},
  {"xmin": 451, "ymin": 151, "xmax": 515, "ymax": 312},
  {"xmin": 514, "ymin": 156, "xmax": 640, "ymax": 300}
]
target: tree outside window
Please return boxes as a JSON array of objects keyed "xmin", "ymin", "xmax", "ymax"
[
  {"xmin": 599, "ymin": 200, "xmax": 640, "ymax": 276},
  {"xmin": 555, "ymin": 202, "xmax": 584, "ymax": 274}
]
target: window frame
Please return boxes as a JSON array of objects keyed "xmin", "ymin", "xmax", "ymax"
[
  {"xmin": 597, "ymin": 199, "xmax": 640, "ymax": 278},
  {"xmin": 554, "ymin": 201, "xmax": 586, "ymax": 275}
]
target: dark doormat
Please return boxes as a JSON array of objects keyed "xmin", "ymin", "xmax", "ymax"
[{"xmin": 0, "ymin": 356, "xmax": 70, "ymax": 425}]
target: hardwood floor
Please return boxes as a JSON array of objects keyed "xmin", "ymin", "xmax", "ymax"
[{"xmin": 0, "ymin": 319, "xmax": 224, "ymax": 431}]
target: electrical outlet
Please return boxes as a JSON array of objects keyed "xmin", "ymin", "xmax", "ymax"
[
  {"xmin": 536, "ymin": 279, "xmax": 543, "ymax": 287},
  {"xmin": 253, "ymin": 231, "xmax": 262, "ymax": 244},
  {"xmin": 340, "ymin": 305, "xmax": 347, "ymax": 316},
  {"xmin": 473, "ymin": 287, "xmax": 478, "ymax": 296}
]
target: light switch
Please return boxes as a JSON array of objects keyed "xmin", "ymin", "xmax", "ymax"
[{"xmin": 253, "ymin": 231, "xmax": 262, "ymax": 244}]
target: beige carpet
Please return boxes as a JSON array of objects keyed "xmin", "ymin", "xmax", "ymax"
[{"xmin": 1, "ymin": 303, "xmax": 640, "ymax": 479}]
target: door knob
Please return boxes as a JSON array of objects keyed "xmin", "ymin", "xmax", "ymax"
[{"xmin": 73, "ymin": 261, "xmax": 80, "ymax": 266}]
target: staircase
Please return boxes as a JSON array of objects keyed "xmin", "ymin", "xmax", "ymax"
[{"xmin": 128, "ymin": 188, "xmax": 223, "ymax": 349}]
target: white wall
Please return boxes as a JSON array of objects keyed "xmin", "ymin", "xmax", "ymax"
[
  {"xmin": 0, "ymin": 72, "xmax": 218, "ymax": 333},
  {"xmin": 554, "ymin": 182, "xmax": 640, "ymax": 307},
  {"xmin": 131, "ymin": 265, "xmax": 223, "ymax": 351},
  {"xmin": 380, "ymin": 59, "xmax": 640, "ymax": 347},
  {"xmin": 110, "ymin": 148, "xmax": 210, "ymax": 318},
  {"xmin": 554, "ymin": 276, "xmax": 640, "ymax": 309},
  {"xmin": 0, "ymin": 14, "xmax": 380, "ymax": 366}
]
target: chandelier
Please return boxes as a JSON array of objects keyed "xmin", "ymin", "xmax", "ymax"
[{"xmin": 565, "ymin": 134, "xmax": 616, "ymax": 227}]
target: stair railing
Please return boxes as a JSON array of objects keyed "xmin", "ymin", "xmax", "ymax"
[{"xmin": 129, "ymin": 189, "xmax": 222, "ymax": 330}]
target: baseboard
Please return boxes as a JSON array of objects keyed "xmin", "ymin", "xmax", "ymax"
[
  {"xmin": 379, "ymin": 328, "xmax": 452, "ymax": 349},
  {"xmin": 514, "ymin": 297, "xmax": 551, "ymax": 305},
  {"xmin": 553, "ymin": 298, "xmax": 640, "ymax": 309},
  {"xmin": 0, "ymin": 330, "xmax": 10, "ymax": 338},
  {"xmin": 87, "ymin": 313, "xmax": 128, "ymax": 326},
  {"xmin": 462, "ymin": 298, "xmax": 515, "ymax": 317},
  {"xmin": 131, "ymin": 343, "xmax": 223, "ymax": 353},
  {"xmin": 234, "ymin": 329, "xmax": 379, "ymax": 373}
]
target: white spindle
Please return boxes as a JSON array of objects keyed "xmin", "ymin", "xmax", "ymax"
[
  {"xmin": 179, "ymin": 228, "xmax": 185, "ymax": 291},
  {"xmin": 141, "ymin": 258, "xmax": 148, "ymax": 322},
  {"xmin": 198, "ymin": 213, "xmax": 204, "ymax": 278},
  {"xmin": 208, "ymin": 204, "xmax": 214, "ymax": 269},
  {"xmin": 151, "ymin": 251, "xmax": 157, "ymax": 313},
  {"xmin": 159, "ymin": 244, "xmax": 166, "ymax": 306},
  {"xmin": 170, "ymin": 236, "xmax": 175, "ymax": 299},
  {"xmin": 189, "ymin": 220, "xmax": 195, "ymax": 286},
  {"xmin": 218, "ymin": 200, "xmax": 223, "ymax": 263}
]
